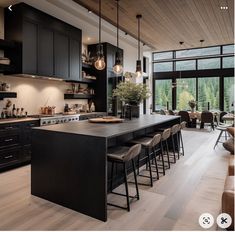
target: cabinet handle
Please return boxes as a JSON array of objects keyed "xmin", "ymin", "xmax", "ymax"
[
  {"xmin": 4, "ymin": 138, "xmax": 13, "ymax": 142},
  {"xmin": 4, "ymin": 127, "xmax": 14, "ymax": 129},
  {"xmin": 4, "ymin": 155, "xmax": 13, "ymax": 159}
]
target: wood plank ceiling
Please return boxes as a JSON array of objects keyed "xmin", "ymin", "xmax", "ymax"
[{"xmin": 74, "ymin": 0, "xmax": 234, "ymax": 51}]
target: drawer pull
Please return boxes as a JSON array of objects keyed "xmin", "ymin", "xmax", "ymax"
[
  {"xmin": 4, "ymin": 155, "xmax": 13, "ymax": 159},
  {"xmin": 4, "ymin": 127, "xmax": 14, "ymax": 129},
  {"xmin": 4, "ymin": 138, "xmax": 13, "ymax": 142}
]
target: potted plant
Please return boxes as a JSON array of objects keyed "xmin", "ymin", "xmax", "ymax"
[
  {"xmin": 113, "ymin": 81, "xmax": 151, "ymax": 118},
  {"xmin": 188, "ymin": 99, "xmax": 197, "ymax": 112}
]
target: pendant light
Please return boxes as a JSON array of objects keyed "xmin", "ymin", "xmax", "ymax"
[
  {"xmin": 113, "ymin": 0, "xmax": 123, "ymax": 75},
  {"xmin": 136, "ymin": 14, "xmax": 142, "ymax": 78},
  {"xmin": 94, "ymin": 0, "xmax": 106, "ymax": 70}
]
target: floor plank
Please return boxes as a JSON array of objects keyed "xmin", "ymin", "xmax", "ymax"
[{"xmin": 0, "ymin": 128, "xmax": 230, "ymax": 230}]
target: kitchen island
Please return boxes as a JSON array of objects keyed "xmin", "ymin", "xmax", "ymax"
[{"xmin": 31, "ymin": 115, "xmax": 180, "ymax": 221}]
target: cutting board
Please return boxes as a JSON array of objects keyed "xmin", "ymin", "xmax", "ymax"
[{"xmin": 88, "ymin": 117, "xmax": 124, "ymax": 123}]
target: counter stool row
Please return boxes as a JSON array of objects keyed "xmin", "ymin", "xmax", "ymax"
[{"xmin": 107, "ymin": 121, "xmax": 186, "ymax": 212}]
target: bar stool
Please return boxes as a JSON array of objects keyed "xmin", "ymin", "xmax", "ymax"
[
  {"xmin": 130, "ymin": 134, "xmax": 162, "ymax": 187},
  {"xmin": 107, "ymin": 144, "xmax": 141, "ymax": 211},
  {"xmin": 146, "ymin": 128, "xmax": 171, "ymax": 171},
  {"xmin": 170, "ymin": 124, "xmax": 181, "ymax": 163},
  {"xmin": 179, "ymin": 121, "xmax": 186, "ymax": 156},
  {"xmin": 214, "ymin": 126, "xmax": 229, "ymax": 149}
]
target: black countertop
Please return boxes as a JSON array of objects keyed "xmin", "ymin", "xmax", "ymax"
[{"xmin": 33, "ymin": 115, "xmax": 180, "ymax": 138}]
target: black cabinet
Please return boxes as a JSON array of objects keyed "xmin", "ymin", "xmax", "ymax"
[
  {"xmin": 4, "ymin": 3, "xmax": 82, "ymax": 81},
  {"xmin": 38, "ymin": 26, "xmax": 54, "ymax": 76},
  {"xmin": 70, "ymin": 38, "xmax": 81, "ymax": 81},
  {"xmin": 54, "ymin": 32, "xmax": 69, "ymax": 79},
  {"xmin": 0, "ymin": 119, "xmax": 40, "ymax": 172},
  {"xmin": 88, "ymin": 43, "xmax": 124, "ymax": 115},
  {"xmin": 22, "ymin": 20, "xmax": 37, "ymax": 74}
]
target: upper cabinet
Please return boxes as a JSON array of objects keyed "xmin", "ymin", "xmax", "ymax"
[{"xmin": 4, "ymin": 3, "xmax": 82, "ymax": 81}]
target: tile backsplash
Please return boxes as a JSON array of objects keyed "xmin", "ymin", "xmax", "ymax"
[{"xmin": 0, "ymin": 75, "xmax": 87, "ymax": 115}]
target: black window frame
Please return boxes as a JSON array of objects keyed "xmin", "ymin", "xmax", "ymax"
[{"xmin": 152, "ymin": 44, "xmax": 234, "ymax": 112}]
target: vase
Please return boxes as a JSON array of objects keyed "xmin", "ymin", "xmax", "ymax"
[
  {"xmin": 124, "ymin": 104, "xmax": 140, "ymax": 119},
  {"xmin": 191, "ymin": 107, "xmax": 195, "ymax": 113}
]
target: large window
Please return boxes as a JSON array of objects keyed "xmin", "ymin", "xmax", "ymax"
[
  {"xmin": 154, "ymin": 79, "xmax": 172, "ymax": 110},
  {"xmin": 176, "ymin": 78, "xmax": 196, "ymax": 110},
  {"xmin": 198, "ymin": 58, "xmax": 220, "ymax": 70},
  {"xmin": 198, "ymin": 77, "xmax": 219, "ymax": 111},
  {"xmin": 152, "ymin": 44, "xmax": 234, "ymax": 111},
  {"xmin": 176, "ymin": 60, "xmax": 196, "ymax": 71},
  {"xmin": 224, "ymin": 77, "xmax": 235, "ymax": 112},
  {"xmin": 153, "ymin": 62, "xmax": 173, "ymax": 72}
]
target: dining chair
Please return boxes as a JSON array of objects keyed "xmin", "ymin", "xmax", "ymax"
[
  {"xmin": 178, "ymin": 111, "xmax": 191, "ymax": 127},
  {"xmin": 168, "ymin": 110, "xmax": 175, "ymax": 115},
  {"xmin": 200, "ymin": 111, "xmax": 215, "ymax": 130}
]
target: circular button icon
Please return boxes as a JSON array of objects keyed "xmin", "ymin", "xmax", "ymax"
[
  {"xmin": 216, "ymin": 213, "xmax": 232, "ymax": 229},
  {"xmin": 199, "ymin": 213, "xmax": 214, "ymax": 229}
]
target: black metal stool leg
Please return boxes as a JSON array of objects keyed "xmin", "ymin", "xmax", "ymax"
[
  {"xmin": 165, "ymin": 140, "xmax": 170, "ymax": 169},
  {"xmin": 213, "ymin": 130, "xmax": 223, "ymax": 149},
  {"xmin": 160, "ymin": 141, "xmax": 166, "ymax": 175},
  {"xmin": 147, "ymin": 148, "xmax": 153, "ymax": 187},
  {"xmin": 176, "ymin": 133, "xmax": 180, "ymax": 159},
  {"xmin": 180, "ymin": 131, "xmax": 185, "ymax": 156},
  {"xmin": 131, "ymin": 159, "xmax": 139, "ymax": 200},
  {"xmin": 137, "ymin": 155, "xmax": 140, "ymax": 175},
  {"xmin": 171, "ymin": 135, "xmax": 176, "ymax": 163},
  {"xmin": 123, "ymin": 163, "xmax": 130, "ymax": 211},
  {"xmin": 153, "ymin": 147, "xmax": 159, "ymax": 179}
]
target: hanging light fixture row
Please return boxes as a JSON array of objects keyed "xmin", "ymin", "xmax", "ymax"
[
  {"xmin": 94, "ymin": 0, "xmax": 106, "ymax": 70},
  {"xmin": 113, "ymin": 0, "xmax": 123, "ymax": 75},
  {"xmin": 136, "ymin": 14, "xmax": 142, "ymax": 78}
]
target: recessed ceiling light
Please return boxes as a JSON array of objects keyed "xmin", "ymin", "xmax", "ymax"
[
  {"xmin": 220, "ymin": 6, "xmax": 228, "ymax": 10},
  {"xmin": 87, "ymin": 37, "xmax": 91, "ymax": 41},
  {"xmin": 88, "ymin": 9, "xmax": 92, "ymax": 13}
]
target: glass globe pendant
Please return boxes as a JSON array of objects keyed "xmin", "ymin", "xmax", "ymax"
[
  {"xmin": 94, "ymin": 44, "xmax": 105, "ymax": 70},
  {"xmin": 94, "ymin": 0, "xmax": 105, "ymax": 71},
  {"xmin": 113, "ymin": 0, "xmax": 123, "ymax": 75},
  {"xmin": 135, "ymin": 14, "xmax": 142, "ymax": 77}
]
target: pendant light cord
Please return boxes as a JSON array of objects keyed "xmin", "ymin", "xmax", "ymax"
[
  {"xmin": 116, "ymin": 0, "xmax": 119, "ymax": 50},
  {"xmin": 137, "ymin": 15, "xmax": 141, "ymax": 60},
  {"xmin": 99, "ymin": 0, "xmax": 101, "ymax": 54}
]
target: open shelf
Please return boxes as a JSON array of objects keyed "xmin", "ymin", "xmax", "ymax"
[
  {"xmin": 0, "ymin": 39, "xmax": 16, "ymax": 50},
  {"xmin": 82, "ymin": 63, "xmax": 93, "ymax": 69},
  {"xmin": 0, "ymin": 64, "xmax": 14, "ymax": 73},
  {"xmin": 64, "ymin": 93, "xmax": 95, "ymax": 99},
  {"xmin": 65, "ymin": 78, "xmax": 96, "ymax": 84},
  {"xmin": 0, "ymin": 91, "xmax": 17, "ymax": 100}
]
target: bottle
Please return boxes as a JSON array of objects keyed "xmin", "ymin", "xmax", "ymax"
[
  {"xmin": 90, "ymin": 102, "xmax": 95, "ymax": 112},
  {"xmin": 12, "ymin": 104, "xmax": 16, "ymax": 117}
]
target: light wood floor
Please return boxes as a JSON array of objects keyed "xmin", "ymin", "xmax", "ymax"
[{"xmin": 0, "ymin": 128, "xmax": 231, "ymax": 230}]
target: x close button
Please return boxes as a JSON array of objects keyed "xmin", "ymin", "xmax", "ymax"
[{"xmin": 216, "ymin": 213, "xmax": 232, "ymax": 229}]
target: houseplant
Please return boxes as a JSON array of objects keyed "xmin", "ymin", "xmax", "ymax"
[
  {"xmin": 188, "ymin": 99, "xmax": 197, "ymax": 112},
  {"xmin": 113, "ymin": 81, "xmax": 151, "ymax": 118}
]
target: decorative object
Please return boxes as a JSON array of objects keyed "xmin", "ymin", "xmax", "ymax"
[
  {"xmin": 113, "ymin": 81, "xmax": 150, "ymax": 118},
  {"xmin": 94, "ymin": 0, "xmax": 106, "ymax": 70},
  {"xmin": 113, "ymin": 0, "xmax": 123, "ymax": 75},
  {"xmin": 82, "ymin": 49, "xmax": 91, "ymax": 64},
  {"xmin": 188, "ymin": 99, "xmax": 197, "ymax": 112},
  {"xmin": 89, "ymin": 117, "xmax": 124, "ymax": 123},
  {"xmin": 124, "ymin": 71, "xmax": 136, "ymax": 80},
  {"xmin": 135, "ymin": 14, "xmax": 142, "ymax": 78}
]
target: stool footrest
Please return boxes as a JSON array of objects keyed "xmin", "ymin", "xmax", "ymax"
[{"xmin": 110, "ymin": 191, "xmax": 138, "ymax": 199}]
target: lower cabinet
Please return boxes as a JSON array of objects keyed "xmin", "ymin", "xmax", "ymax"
[{"xmin": 0, "ymin": 120, "xmax": 39, "ymax": 172}]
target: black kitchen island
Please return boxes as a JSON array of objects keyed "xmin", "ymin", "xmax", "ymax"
[{"xmin": 31, "ymin": 115, "xmax": 180, "ymax": 221}]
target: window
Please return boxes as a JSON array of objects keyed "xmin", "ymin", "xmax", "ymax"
[
  {"xmin": 198, "ymin": 58, "xmax": 220, "ymax": 70},
  {"xmin": 153, "ymin": 62, "xmax": 173, "ymax": 72},
  {"xmin": 153, "ymin": 51, "xmax": 173, "ymax": 61},
  {"xmin": 223, "ymin": 45, "xmax": 235, "ymax": 54},
  {"xmin": 176, "ymin": 78, "xmax": 196, "ymax": 110},
  {"xmin": 198, "ymin": 77, "xmax": 219, "ymax": 111},
  {"xmin": 154, "ymin": 79, "xmax": 172, "ymax": 110},
  {"xmin": 176, "ymin": 60, "xmax": 196, "ymax": 71},
  {"xmin": 223, "ymin": 56, "xmax": 234, "ymax": 68},
  {"xmin": 176, "ymin": 46, "xmax": 220, "ymax": 58},
  {"xmin": 224, "ymin": 77, "xmax": 235, "ymax": 112}
]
